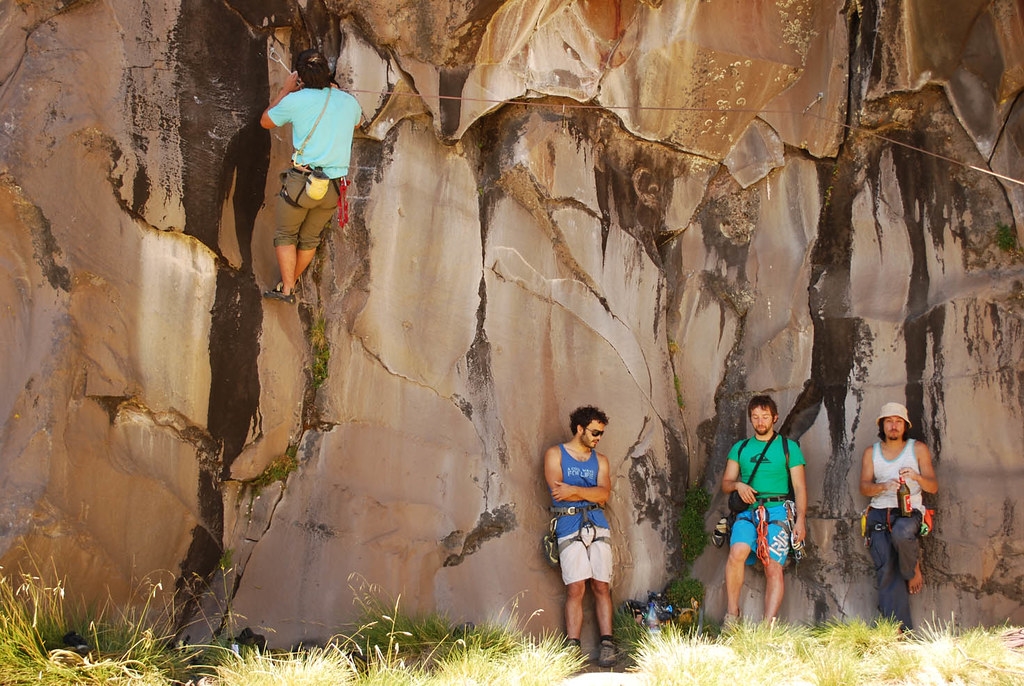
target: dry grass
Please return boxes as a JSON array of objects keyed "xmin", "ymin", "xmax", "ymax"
[{"xmin": 3, "ymin": 567, "xmax": 1023, "ymax": 685}]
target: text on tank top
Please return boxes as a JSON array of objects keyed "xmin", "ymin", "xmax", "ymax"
[{"xmin": 551, "ymin": 444, "xmax": 610, "ymax": 536}]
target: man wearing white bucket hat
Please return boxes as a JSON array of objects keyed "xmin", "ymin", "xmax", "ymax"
[{"xmin": 859, "ymin": 402, "xmax": 939, "ymax": 630}]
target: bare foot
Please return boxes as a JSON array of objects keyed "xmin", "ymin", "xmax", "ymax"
[{"xmin": 909, "ymin": 561, "xmax": 923, "ymax": 594}]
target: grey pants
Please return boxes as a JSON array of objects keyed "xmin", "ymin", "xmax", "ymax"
[{"xmin": 866, "ymin": 507, "xmax": 922, "ymax": 630}]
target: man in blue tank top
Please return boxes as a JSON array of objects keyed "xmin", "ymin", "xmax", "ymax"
[
  {"xmin": 544, "ymin": 406, "xmax": 616, "ymax": 667},
  {"xmin": 859, "ymin": 401, "xmax": 939, "ymax": 630}
]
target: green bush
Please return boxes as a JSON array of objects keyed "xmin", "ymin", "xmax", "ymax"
[
  {"xmin": 677, "ymin": 487, "xmax": 710, "ymax": 566},
  {"xmin": 996, "ymin": 222, "xmax": 1018, "ymax": 253},
  {"xmin": 310, "ymin": 315, "xmax": 331, "ymax": 389},
  {"xmin": 250, "ymin": 451, "xmax": 299, "ymax": 492},
  {"xmin": 666, "ymin": 576, "xmax": 705, "ymax": 611}
]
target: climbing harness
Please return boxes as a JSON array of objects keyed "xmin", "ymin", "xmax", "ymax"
[
  {"xmin": 548, "ymin": 503, "xmax": 609, "ymax": 558},
  {"xmin": 861, "ymin": 506, "xmax": 935, "ymax": 547},
  {"xmin": 861, "ymin": 448, "xmax": 936, "ymax": 545},
  {"xmin": 717, "ymin": 434, "xmax": 800, "ymax": 560}
]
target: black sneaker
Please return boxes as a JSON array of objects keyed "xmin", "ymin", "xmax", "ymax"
[{"xmin": 62, "ymin": 631, "xmax": 90, "ymax": 656}]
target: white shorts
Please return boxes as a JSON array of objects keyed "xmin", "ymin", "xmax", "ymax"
[{"xmin": 559, "ymin": 526, "xmax": 613, "ymax": 585}]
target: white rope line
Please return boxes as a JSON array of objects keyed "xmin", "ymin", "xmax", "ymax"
[{"xmin": 265, "ymin": 48, "xmax": 1024, "ymax": 188}]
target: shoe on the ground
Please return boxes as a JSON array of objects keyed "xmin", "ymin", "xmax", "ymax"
[
  {"xmin": 62, "ymin": 631, "xmax": 90, "ymax": 656},
  {"xmin": 597, "ymin": 639, "xmax": 617, "ymax": 667},
  {"xmin": 263, "ymin": 282, "xmax": 296, "ymax": 304},
  {"xmin": 722, "ymin": 613, "xmax": 740, "ymax": 631}
]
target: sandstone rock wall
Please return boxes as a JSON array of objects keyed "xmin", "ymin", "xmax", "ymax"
[{"xmin": 1, "ymin": 0, "xmax": 1022, "ymax": 647}]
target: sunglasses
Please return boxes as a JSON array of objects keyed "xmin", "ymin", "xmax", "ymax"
[{"xmin": 586, "ymin": 428, "xmax": 604, "ymax": 437}]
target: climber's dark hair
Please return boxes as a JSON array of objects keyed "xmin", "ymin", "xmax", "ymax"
[
  {"xmin": 747, "ymin": 394, "xmax": 778, "ymax": 419},
  {"xmin": 295, "ymin": 49, "xmax": 333, "ymax": 90},
  {"xmin": 569, "ymin": 406, "xmax": 609, "ymax": 435}
]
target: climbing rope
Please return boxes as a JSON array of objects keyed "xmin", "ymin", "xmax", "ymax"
[
  {"xmin": 263, "ymin": 40, "xmax": 1024, "ymax": 188},
  {"xmin": 755, "ymin": 505, "xmax": 771, "ymax": 567}
]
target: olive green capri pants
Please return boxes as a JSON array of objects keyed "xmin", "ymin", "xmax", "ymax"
[{"xmin": 273, "ymin": 168, "xmax": 341, "ymax": 251}]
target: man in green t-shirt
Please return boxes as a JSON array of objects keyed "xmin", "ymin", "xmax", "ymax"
[{"xmin": 720, "ymin": 394, "xmax": 808, "ymax": 625}]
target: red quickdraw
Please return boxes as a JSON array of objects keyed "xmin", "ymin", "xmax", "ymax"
[{"xmin": 337, "ymin": 178, "xmax": 350, "ymax": 227}]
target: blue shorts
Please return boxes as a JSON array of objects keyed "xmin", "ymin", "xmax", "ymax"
[{"xmin": 730, "ymin": 503, "xmax": 791, "ymax": 566}]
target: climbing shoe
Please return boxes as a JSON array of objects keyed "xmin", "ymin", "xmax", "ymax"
[
  {"xmin": 263, "ymin": 283, "xmax": 296, "ymax": 304},
  {"xmin": 712, "ymin": 516, "xmax": 730, "ymax": 548}
]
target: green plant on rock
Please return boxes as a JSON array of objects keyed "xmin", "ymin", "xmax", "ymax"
[
  {"xmin": 666, "ymin": 576, "xmax": 705, "ymax": 620},
  {"xmin": 677, "ymin": 486, "xmax": 710, "ymax": 566},
  {"xmin": 309, "ymin": 314, "xmax": 330, "ymax": 389},
  {"xmin": 250, "ymin": 449, "xmax": 299, "ymax": 492},
  {"xmin": 663, "ymin": 486, "xmax": 711, "ymax": 630},
  {"xmin": 996, "ymin": 222, "xmax": 1020, "ymax": 253},
  {"xmin": 668, "ymin": 340, "xmax": 685, "ymax": 409},
  {"xmin": 218, "ymin": 548, "xmax": 233, "ymax": 572}
]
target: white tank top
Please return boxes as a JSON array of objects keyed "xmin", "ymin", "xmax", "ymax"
[{"xmin": 869, "ymin": 439, "xmax": 923, "ymax": 512}]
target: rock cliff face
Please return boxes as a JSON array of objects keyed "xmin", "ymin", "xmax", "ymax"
[{"xmin": 1, "ymin": 0, "xmax": 1023, "ymax": 646}]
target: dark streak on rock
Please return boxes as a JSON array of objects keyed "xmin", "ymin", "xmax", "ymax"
[
  {"xmin": 695, "ymin": 170, "xmax": 758, "ymax": 281},
  {"xmin": 702, "ymin": 315, "xmax": 750, "ymax": 493},
  {"xmin": 455, "ymin": 116, "xmax": 516, "ymax": 467},
  {"xmin": 15, "ymin": 193, "xmax": 72, "ymax": 292},
  {"xmin": 439, "ymin": 66, "xmax": 471, "ymax": 139},
  {"xmin": 814, "ymin": 318, "xmax": 871, "ymax": 518},
  {"xmin": 781, "ymin": 378, "xmax": 822, "ymax": 440},
  {"xmin": 207, "ymin": 267, "xmax": 263, "ymax": 478},
  {"xmin": 173, "ymin": 524, "xmax": 223, "ymax": 624},
  {"xmin": 660, "ymin": 424, "xmax": 691, "ymax": 569},
  {"xmin": 299, "ymin": 520, "xmax": 338, "ymax": 541},
  {"xmin": 452, "ymin": 394, "xmax": 473, "ymax": 420},
  {"xmin": 626, "ymin": 416, "xmax": 671, "ymax": 533},
  {"xmin": 442, "ymin": 504, "xmax": 516, "ymax": 567},
  {"xmin": 590, "ymin": 113, "xmax": 677, "ymax": 267},
  {"xmin": 904, "ymin": 307, "xmax": 945, "ymax": 461},
  {"xmin": 803, "ymin": 128, "xmax": 868, "ymax": 519},
  {"xmin": 172, "ymin": 0, "xmax": 272, "ymax": 607}
]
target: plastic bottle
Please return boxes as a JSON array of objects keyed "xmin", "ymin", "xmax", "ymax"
[
  {"xmin": 897, "ymin": 476, "xmax": 912, "ymax": 517},
  {"xmin": 646, "ymin": 601, "xmax": 660, "ymax": 634}
]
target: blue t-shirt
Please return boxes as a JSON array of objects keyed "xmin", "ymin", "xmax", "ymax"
[
  {"xmin": 267, "ymin": 87, "xmax": 362, "ymax": 178},
  {"xmin": 551, "ymin": 444, "xmax": 610, "ymax": 537}
]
